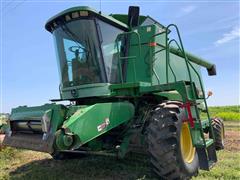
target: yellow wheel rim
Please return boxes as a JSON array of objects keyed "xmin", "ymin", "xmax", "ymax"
[{"xmin": 180, "ymin": 122, "xmax": 196, "ymax": 163}]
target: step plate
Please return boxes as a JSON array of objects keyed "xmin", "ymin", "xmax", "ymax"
[
  {"xmin": 3, "ymin": 133, "xmax": 54, "ymax": 153},
  {"xmin": 196, "ymin": 144, "xmax": 217, "ymax": 171}
]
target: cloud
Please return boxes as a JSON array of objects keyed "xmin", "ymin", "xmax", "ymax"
[
  {"xmin": 181, "ymin": 5, "xmax": 196, "ymax": 14},
  {"xmin": 184, "ymin": 16, "xmax": 239, "ymax": 36},
  {"xmin": 215, "ymin": 26, "xmax": 240, "ymax": 46},
  {"xmin": 175, "ymin": 5, "xmax": 197, "ymax": 18}
]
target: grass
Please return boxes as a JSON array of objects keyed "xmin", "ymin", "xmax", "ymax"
[
  {"xmin": 214, "ymin": 112, "xmax": 240, "ymax": 121},
  {"xmin": 0, "ymin": 145, "xmax": 239, "ymax": 180},
  {"xmin": 202, "ymin": 105, "xmax": 240, "ymax": 121},
  {"xmin": 193, "ymin": 150, "xmax": 240, "ymax": 180},
  {"xmin": 0, "ymin": 150, "xmax": 151, "ymax": 180},
  {"xmin": 0, "ymin": 150, "xmax": 239, "ymax": 180},
  {"xmin": 208, "ymin": 106, "xmax": 239, "ymax": 114}
]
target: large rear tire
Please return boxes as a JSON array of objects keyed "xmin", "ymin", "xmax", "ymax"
[
  {"xmin": 211, "ymin": 118, "xmax": 225, "ymax": 150},
  {"xmin": 146, "ymin": 101, "xmax": 199, "ymax": 179}
]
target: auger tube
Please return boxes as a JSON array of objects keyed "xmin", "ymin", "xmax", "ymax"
[{"xmin": 170, "ymin": 47, "xmax": 216, "ymax": 75}]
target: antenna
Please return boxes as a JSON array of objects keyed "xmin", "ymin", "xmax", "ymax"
[{"xmin": 99, "ymin": 0, "xmax": 102, "ymax": 14}]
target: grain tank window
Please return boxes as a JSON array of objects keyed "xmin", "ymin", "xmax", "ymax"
[{"xmin": 141, "ymin": 17, "xmax": 156, "ymax": 26}]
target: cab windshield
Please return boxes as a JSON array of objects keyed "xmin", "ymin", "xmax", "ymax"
[
  {"xmin": 53, "ymin": 19, "xmax": 106, "ymax": 87},
  {"xmin": 53, "ymin": 18, "xmax": 123, "ymax": 88}
]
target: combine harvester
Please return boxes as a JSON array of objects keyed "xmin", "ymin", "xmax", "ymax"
[{"xmin": 3, "ymin": 6, "xmax": 225, "ymax": 179}]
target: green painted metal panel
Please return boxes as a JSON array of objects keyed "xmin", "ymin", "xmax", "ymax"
[
  {"xmin": 151, "ymin": 44, "xmax": 203, "ymax": 92},
  {"xmin": 62, "ymin": 102, "xmax": 134, "ymax": 146},
  {"xmin": 125, "ymin": 25, "xmax": 161, "ymax": 83},
  {"xmin": 61, "ymin": 83, "xmax": 111, "ymax": 100},
  {"xmin": 110, "ymin": 14, "xmax": 147, "ymax": 25},
  {"xmin": 150, "ymin": 30, "xmax": 203, "ymax": 89},
  {"xmin": 157, "ymin": 91, "xmax": 183, "ymax": 101}
]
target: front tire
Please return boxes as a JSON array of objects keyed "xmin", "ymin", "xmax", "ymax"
[
  {"xmin": 211, "ymin": 118, "xmax": 225, "ymax": 150},
  {"xmin": 146, "ymin": 101, "xmax": 199, "ymax": 179}
]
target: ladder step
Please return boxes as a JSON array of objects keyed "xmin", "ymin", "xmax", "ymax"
[
  {"xmin": 195, "ymin": 138, "xmax": 213, "ymax": 148},
  {"xmin": 119, "ymin": 56, "xmax": 136, "ymax": 60},
  {"xmin": 196, "ymin": 143, "xmax": 217, "ymax": 170},
  {"xmin": 206, "ymin": 138, "xmax": 214, "ymax": 147}
]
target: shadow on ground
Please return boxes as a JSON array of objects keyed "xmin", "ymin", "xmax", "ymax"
[{"xmin": 8, "ymin": 153, "xmax": 152, "ymax": 180}]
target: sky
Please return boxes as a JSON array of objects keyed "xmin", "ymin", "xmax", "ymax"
[{"xmin": 0, "ymin": 0, "xmax": 239, "ymax": 113}]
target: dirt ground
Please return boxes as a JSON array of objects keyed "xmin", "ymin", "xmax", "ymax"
[
  {"xmin": 0, "ymin": 135, "xmax": 4, "ymax": 142},
  {"xmin": 0, "ymin": 134, "xmax": 4, "ymax": 149},
  {"xmin": 224, "ymin": 130, "xmax": 240, "ymax": 152}
]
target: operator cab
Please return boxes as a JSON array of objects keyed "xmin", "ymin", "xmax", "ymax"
[
  {"xmin": 45, "ymin": 7, "xmax": 127, "ymax": 88},
  {"xmin": 45, "ymin": 6, "xmax": 165, "ymax": 100}
]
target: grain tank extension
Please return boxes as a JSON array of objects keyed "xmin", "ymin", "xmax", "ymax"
[{"xmin": 3, "ymin": 6, "xmax": 224, "ymax": 179}]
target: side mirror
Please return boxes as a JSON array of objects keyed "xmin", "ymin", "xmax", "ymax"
[
  {"xmin": 207, "ymin": 64, "xmax": 217, "ymax": 76},
  {"xmin": 206, "ymin": 91, "xmax": 213, "ymax": 99}
]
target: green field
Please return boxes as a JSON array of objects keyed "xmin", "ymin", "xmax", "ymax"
[
  {"xmin": 208, "ymin": 105, "xmax": 240, "ymax": 121},
  {"xmin": 0, "ymin": 106, "xmax": 239, "ymax": 180}
]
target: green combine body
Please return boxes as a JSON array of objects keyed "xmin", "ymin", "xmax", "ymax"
[{"xmin": 3, "ymin": 6, "xmax": 224, "ymax": 179}]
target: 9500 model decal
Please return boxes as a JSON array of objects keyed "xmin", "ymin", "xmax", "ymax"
[{"xmin": 97, "ymin": 118, "xmax": 110, "ymax": 132}]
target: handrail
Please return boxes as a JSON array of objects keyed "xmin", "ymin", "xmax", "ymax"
[
  {"xmin": 115, "ymin": 31, "xmax": 141, "ymax": 84},
  {"xmin": 165, "ymin": 24, "xmax": 207, "ymax": 145},
  {"xmin": 165, "ymin": 24, "xmax": 196, "ymax": 98},
  {"xmin": 166, "ymin": 24, "xmax": 215, "ymax": 145},
  {"xmin": 186, "ymin": 59, "xmax": 214, "ymax": 139},
  {"xmin": 149, "ymin": 24, "xmax": 214, "ymax": 146}
]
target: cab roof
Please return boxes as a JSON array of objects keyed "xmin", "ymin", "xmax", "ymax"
[{"xmin": 45, "ymin": 6, "xmax": 129, "ymax": 32}]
